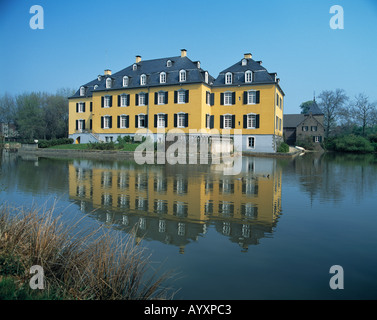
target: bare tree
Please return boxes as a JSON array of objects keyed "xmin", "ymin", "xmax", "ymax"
[
  {"xmin": 317, "ymin": 89, "xmax": 349, "ymax": 138},
  {"xmin": 349, "ymin": 93, "xmax": 376, "ymax": 136}
]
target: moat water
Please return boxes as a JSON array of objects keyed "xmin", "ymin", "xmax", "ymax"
[{"xmin": 1, "ymin": 150, "xmax": 377, "ymax": 299}]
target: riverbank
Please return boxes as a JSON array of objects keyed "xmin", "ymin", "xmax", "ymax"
[
  {"xmin": 17, "ymin": 145, "xmax": 303, "ymax": 161},
  {"xmin": 0, "ymin": 204, "xmax": 173, "ymax": 300}
]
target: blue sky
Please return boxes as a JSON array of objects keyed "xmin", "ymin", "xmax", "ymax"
[{"xmin": 1, "ymin": 0, "xmax": 376, "ymax": 113}]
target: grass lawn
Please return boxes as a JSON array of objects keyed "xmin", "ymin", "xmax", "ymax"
[{"xmin": 48, "ymin": 143, "xmax": 139, "ymax": 151}]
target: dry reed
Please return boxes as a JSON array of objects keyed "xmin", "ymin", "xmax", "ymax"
[{"xmin": 0, "ymin": 203, "xmax": 175, "ymax": 300}]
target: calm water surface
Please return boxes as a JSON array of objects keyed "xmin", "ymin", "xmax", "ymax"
[{"xmin": 1, "ymin": 150, "xmax": 377, "ymax": 299}]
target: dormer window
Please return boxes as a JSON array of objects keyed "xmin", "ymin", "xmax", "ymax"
[
  {"xmin": 242, "ymin": 59, "xmax": 247, "ymax": 66},
  {"xmin": 179, "ymin": 70, "xmax": 186, "ymax": 82},
  {"xmin": 140, "ymin": 74, "xmax": 146, "ymax": 86},
  {"xmin": 245, "ymin": 70, "xmax": 253, "ymax": 83},
  {"xmin": 204, "ymin": 71, "xmax": 209, "ymax": 84},
  {"xmin": 167, "ymin": 60, "xmax": 172, "ymax": 67},
  {"xmin": 80, "ymin": 86, "xmax": 85, "ymax": 96},
  {"xmin": 225, "ymin": 72, "xmax": 232, "ymax": 85},
  {"xmin": 94, "ymin": 85, "xmax": 98, "ymax": 90},
  {"xmin": 132, "ymin": 64, "xmax": 137, "ymax": 71},
  {"xmin": 98, "ymin": 75, "xmax": 102, "ymax": 81},
  {"xmin": 123, "ymin": 76, "xmax": 129, "ymax": 87},
  {"xmin": 106, "ymin": 78, "xmax": 112, "ymax": 89},
  {"xmin": 160, "ymin": 72, "xmax": 166, "ymax": 84}
]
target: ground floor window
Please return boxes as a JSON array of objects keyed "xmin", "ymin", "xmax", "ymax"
[
  {"xmin": 314, "ymin": 136, "xmax": 323, "ymax": 143},
  {"xmin": 247, "ymin": 136, "xmax": 255, "ymax": 149}
]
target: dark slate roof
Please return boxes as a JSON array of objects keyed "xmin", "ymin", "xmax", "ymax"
[
  {"xmin": 70, "ymin": 55, "xmax": 215, "ymax": 99},
  {"xmin": 283, "ymin": 114, "xmax": 306, "ymax": 128},
  {"xmin": 305, "ymin": 99, "xmax": 324, "ymax": 115},
  {"xmin": 212, "ymin": 58, "xmax": 277, "ymax": 87}
]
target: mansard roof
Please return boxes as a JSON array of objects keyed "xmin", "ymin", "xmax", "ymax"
[
  {"xmin": 70, "ymin": 55, "xmax": 215, "ymax": 98},
  {"xmin": 70, "ymin": 52, "xmax": 282, "ymax": 99},
  {"xmin": 212, "ymin": 58, "xmax": 277, "ymax": 87}
]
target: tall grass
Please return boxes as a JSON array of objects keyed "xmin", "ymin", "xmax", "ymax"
[{"xmin": 0, "ymin": 203, "xmax": 174, "ymax": 300}]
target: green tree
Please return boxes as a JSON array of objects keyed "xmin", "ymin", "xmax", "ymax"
[
  {"xmin": 15, "ymin": 92, "xmax": 45, "ymax": 140},
  {"xmin": 299, "ymin": 101, "xmax": 313, "ymax": 114}
]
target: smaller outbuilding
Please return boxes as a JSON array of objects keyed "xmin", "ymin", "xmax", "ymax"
[{"xmin": 283, "ymin": 99, "xmax": 325, "ymax": 146}]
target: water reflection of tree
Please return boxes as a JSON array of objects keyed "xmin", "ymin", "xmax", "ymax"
[
  {"xmin": 284, "ymin": 152, "xmax": 377, "ymax": 203},
  {"xmin": 0, "ymin": 154, "xmax": 69, "ymax": 195}
]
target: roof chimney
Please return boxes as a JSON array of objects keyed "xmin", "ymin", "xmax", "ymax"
[
  {"xmin": 181, "ymin": 49, "xmax": 187, "ymax": 57},
  {"xmin": 136, "ymin": 55, "xmax": 141, "ymax": 63},
  {"xmin": 244, "ymin": 53, "xmax": 252, "ymax": 59},
  {"xmin": 104, "ymin": 69, "xmax": 111, "ymax": 76}
]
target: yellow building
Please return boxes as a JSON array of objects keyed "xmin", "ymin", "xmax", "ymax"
[{"xmin": 68, "ymin": 50, "xmax": 284, "ymax": 153}]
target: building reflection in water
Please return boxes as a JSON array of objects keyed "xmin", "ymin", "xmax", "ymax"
[{"xmin": 69, "ymin": 156, "xmax": 282, "ymax": 253}]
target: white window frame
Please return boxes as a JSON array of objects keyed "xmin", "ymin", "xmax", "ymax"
[
  {"xmin": 132, "ymin": 64, "xmax": 137, "ymax": 71},
  {"xmin": 158, "ymin": 91, "xmax": 166, "ymax": 105},
  {"xmin": 103, "ymin": 116, "xmax": 111, "ymax": 129},
  {"xmin": 225, "ymin": 72, "xmax": 232, "ymax": 84},
  {"xmin": 94, "ymin": 85, "xmax": 98, "ymax": 90},
  {"xmin": 120, "ymin": 115, "xmax": 128, "ymax": 128},
  {"xmin": 104, "ymin": 96, "xmax": 111, "ymax": 108},
  {"xmin": 138, "ymin": 114, "xmax": 146, "ymax": 128},
  {"xmin": 80, "ymin": 86, "xmax": 85, "ymax": 96},
  {"xmin": 78, "ymin": 102, "xmax": 85, "ymax": 113},
  {"xmin": 123, "ymin": 76, "xmax": 129, "ymax": 87},
  {"xmin": 179, "ymin": 70, "xmax": 186, "ymax": 82},
  {"xmin": 160, "ymin": 72, "xmax": 166, "ymax": 84},
  {"xmin": 245, "ymin": 70, "xmax": 253, "ymax": 83},
  {"xmin": 106, "ymin": 78, "xmax": 112, "ymax": 89},
  {"xmin": 223, "ymin": 114, "xmax": 232, "ymax": 129},
  {"xmin": 205, "ymin": 71, "xmax": 209, "ymax": 83},
  {"xmin": 77, "ymin": 119, "xmax": 85, "ymax": 131},
  {"xmin": 247, "ymin": 90, "xmax": 257, "ymax": 104},
  {"xmin": 247, "ymin": 113, "xmax": 257, "ymax": 129},
  {"xmin": 166, "ymin": 60, "xmax": 172, "ymax": 67},
  {"xmin": 177, "ymin": 90, "xmax": 186, "ymax": 104},
  {"xmin": 314, "ymin": 136, "xmax": 320, "ymax": 143},
  {"xmin": 120, "ymin": 94, "xmax": 128, "ymax": 107},
  {"xmin": 157, "ymin": 113, "xmax": 166, "ymax": 128},
  {"xmin": 224, "ymin": 91, "xmax": 233, "ymax": 106},
  {"xmin": 138, "ymin": 93, "xmax": 146, "ymax": 106},
  {"xmin": 241, "ymin": 58, "xmax": 247, "ymax": 66},
  {"xmin": 206, "ymin": 113, "xmax": 211, "ymax": 128},
  {"xmin": 140, "ymin": 74, "xmax": 146, "ymax": 86},
  {"xmin": 247, "ymin": 136, "xmax": 255, "ymax": 149},
  {"xmin": 177, "ymin": 113, "xmax": 186, "ymax": 128}
]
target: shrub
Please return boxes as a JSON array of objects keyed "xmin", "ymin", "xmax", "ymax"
[
  {"xmin": 87, "ymin": 142, "xmax": 117, "ymax": 150},
  {"xmin": 295, "ymin": 136, "xmax": 315, "ymax": 150},
  {"xmin": 277, "ymin": 142, "xmax": 289, "ymax": 153},
  {"xmin": 38, "ymin": 138, "xmax": 74, "ymax": 148},
  {"xmin": 328, "ymin": 135, "xmax": 374, "ymax": 153}
]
